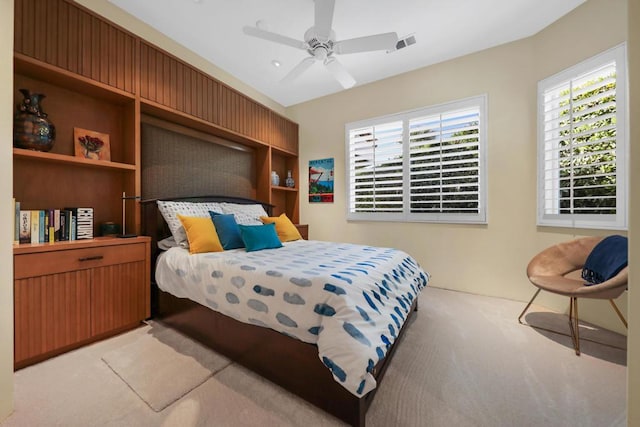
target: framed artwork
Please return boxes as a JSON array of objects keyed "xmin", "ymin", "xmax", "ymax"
[
  {"xmin": 74, "ymin": 127, "xmax": 111, "ymax": 161},
  {"xmin": 309, "ymin": 158, "xmax": 334, "ymax": 203}
]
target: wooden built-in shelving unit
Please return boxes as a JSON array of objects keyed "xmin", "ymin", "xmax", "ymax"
[{"xmin": 12, "ymin": 0, "xmax": 301, "ymax": 368}]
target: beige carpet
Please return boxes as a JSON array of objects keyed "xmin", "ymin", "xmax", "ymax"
[
  {"xmin": 101, "ymin": 325, "xmax": 231, "ymax": 411},
  {"xmin": 1, "ymin": 287, "xmax": 628, "ymax": 427}
]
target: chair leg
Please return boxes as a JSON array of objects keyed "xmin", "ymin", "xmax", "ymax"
[
  {"xmin": 518, "ymin": 288, "xmax": 541, "ymax": 324},
  {"xmin": 568, "ymin": 297, "xmax": 580, "ymax": 356},
  {"xmin": 609, "ymin": 299, "xmax": 628, "ymax": 329}
]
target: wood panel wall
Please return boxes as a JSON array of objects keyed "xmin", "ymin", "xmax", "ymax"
[
  {"xmin": 139, "ymin": 42, "xmax": 276, "ymax": 146},
  {"xmin": 14, "ymin": 0, "xmax": 136, "ymax": 94},
  {"xmin": 270, "ymin": 112, "xmax": 299, "ymax": 154}
]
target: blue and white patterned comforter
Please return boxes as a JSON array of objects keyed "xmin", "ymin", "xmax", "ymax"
[{"xmin": 155, "ymin": 239, "xmax": 429, "ymax": 396}]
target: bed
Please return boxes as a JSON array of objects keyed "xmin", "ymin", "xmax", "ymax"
[{"xmin": 141, "ymin": 195, "xmax": 429, "ymax": 426}]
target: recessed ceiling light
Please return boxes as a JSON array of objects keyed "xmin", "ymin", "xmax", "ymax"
[{"xmin": 272, "ymin": 60, "xmax": 281, "ymax": 68}]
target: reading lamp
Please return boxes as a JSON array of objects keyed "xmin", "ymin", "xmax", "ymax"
[{"xmin": 118, "ymin": 191, "xmax": 141, "ymax": 238}]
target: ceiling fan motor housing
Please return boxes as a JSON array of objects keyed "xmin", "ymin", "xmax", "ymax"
[{"xmin": 305, "ymin": 28, "xmax": 336, "ymax": 59}]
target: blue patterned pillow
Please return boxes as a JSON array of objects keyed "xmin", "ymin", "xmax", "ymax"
[
  {"xmin": 209, "ymin": 212, "xmax": 244, "ymax": 250},
  {"xmin": 239, "ymin": 223, "xmax": 283, "ymax": 252}
]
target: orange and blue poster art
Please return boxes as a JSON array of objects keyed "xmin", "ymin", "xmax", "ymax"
[{"xmin": 309, "ymin": 158, "xmax": 334, "ymax": 203}]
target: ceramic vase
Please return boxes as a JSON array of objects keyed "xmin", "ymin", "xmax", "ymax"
[
  {"xmin": 14, "ymin": 88, "xmax": 56, "ymax": 152},
  {"xmin": 285, "ymin": 170, "xmax": 295, "ymax": 188},
  {"xmin": 271, "ymin": 171, "xmax": 280, "ymax": 186}
]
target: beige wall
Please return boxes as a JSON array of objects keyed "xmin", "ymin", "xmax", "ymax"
[
  {"xmin": 74, "ymin": 0, "xmax": 287, "ymax": 116},
  {"xmin": 0, "ymin": 0, "xmax": 14, "ymax": 421},
  {"xmin": 288, "ymin": 0, "xmax": 628, "ymax": 332},
  {"xmin": 627, "ymin": 0, "xmax": 639, "ymax": 424}
]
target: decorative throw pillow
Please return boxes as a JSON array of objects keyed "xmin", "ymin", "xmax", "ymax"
[
  {"xmin": 157, "ymin": 236, "xmax": 178, "ymax": 250},
  {"xmin": 177, "ymin": 214, "xmax": 223, "ymax": 254},
  {"xmin": 260, "ymin": 213, "xmax": 302, "ymax": 242},
  {"xmin": 209, "ymin": 211, "xmax": 244, "ymax": 250},
  {"xmin": 157, "ymin": 200, "xmax": 225, "ymax": 248},
  {"xmin": 239, "ymin": 223, "xmax": 283, "ymax": 252},
  {"xmin": 581, "ymin": 235, "xmax": 628, "ymax": 285},
  {"xmin": 220, "ymin": 202, "xmax": 268, "ymax": 225}
]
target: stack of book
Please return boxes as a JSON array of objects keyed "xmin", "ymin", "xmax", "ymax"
[{"xmin": 13, "ymin": 200, "xmax": 94, "ymax": 244}]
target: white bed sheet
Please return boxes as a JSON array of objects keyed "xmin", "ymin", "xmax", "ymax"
[{"xmin": 155, "ymin": 239, "xmax": 429, "ymax": 396}]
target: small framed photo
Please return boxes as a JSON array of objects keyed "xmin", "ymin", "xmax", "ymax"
[{"xmin": 74, "ymin": 128, "xmax": 111, "ymax": 161}]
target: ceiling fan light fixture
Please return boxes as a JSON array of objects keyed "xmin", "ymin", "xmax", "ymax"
[{"xmin": 243, "ymin": 0, "xmax": 404, "ymax": 89}]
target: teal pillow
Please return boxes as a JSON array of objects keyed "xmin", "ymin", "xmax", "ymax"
[
  {"xmin": 209, "ymin": 211, "xmax": 244, "ymax": 250},
  {"xmin": 239, "ymin": 223, "xmax": 283, "ymax": 252}
]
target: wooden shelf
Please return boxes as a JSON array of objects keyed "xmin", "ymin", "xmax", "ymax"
[
  {"xmin": 141, "ymin": 99, "xmax": 269, "ymax": 150},
  {"xmin": 272, "ymin": 185, "xmax": 298, "ymax": 192},
  {"xmin": 13, "ymin": 148, "xmax": 136, "ymax": 171},
  {"xmin": 14, "ymin": 53, "xmax": 135, "ymax": 104}
]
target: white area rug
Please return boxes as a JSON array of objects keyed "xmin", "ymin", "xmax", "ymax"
[{"xmin": 101, "ymin": 322, "xmax": 230, "ymax": 412}]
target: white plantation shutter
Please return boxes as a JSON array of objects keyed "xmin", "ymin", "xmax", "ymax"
[
  {"xmin": 408, "ymin": 108, "xmax": 480, "ymax": 218},
  {"xmin": 349, "ymin": 121, "xmax": 403, "ymax": 213},
  {"xmin": 347, "ymin": 96, "xmax": 487, "ymax": 223},
  {"xmin": 538, "ymin": 44, "xmax": 627, "ymax": 229}
]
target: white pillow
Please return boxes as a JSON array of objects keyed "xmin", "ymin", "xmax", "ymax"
[
  {"xmin": 220, "ymin": 202, "xmax": 268, "ymax": 225},
  {"xmin": 157, "ymin": 200, "xmax": 224, "ymax": 248},
  {"xmin": 157, "ymin": 236, "xmax": 178, "ymax": 250}
]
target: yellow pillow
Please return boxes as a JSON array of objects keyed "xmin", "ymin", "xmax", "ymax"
[
  {"xmin": 177, "ymin": 214, "xmax": 223, "ymax": 254},
  {"xmin": 260, "ymin": 213, "xmax": 302, "ymax": 242}
]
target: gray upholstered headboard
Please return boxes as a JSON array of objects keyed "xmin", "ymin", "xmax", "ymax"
[{"xmin": 141, "ymin": 119, "xmax": 256, "ymax": 201}]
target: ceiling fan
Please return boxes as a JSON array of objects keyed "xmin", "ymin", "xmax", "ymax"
[{"xmin": 242, "ymin": 0, "xmax": 399, "ymax": 89}]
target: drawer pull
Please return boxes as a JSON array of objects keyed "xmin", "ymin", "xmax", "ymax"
[{"xmin": 79, "ymin": 255, "xmax": 104, "ymax": 262}]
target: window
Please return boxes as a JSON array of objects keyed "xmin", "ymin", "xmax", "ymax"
[
  {"xmin": 346, "ymin": 95, "xmax": 487, "ymax": 223},
  {"xmin": 538, "ymin": 44, "xmax": 628, "ymax": 230}
]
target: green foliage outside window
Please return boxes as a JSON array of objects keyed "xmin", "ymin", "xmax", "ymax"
[{"xmin": 557, "ymin": 74, "xmax": 616, "ymax": 214}]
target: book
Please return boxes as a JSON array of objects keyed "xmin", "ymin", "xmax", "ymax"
[
  {"xmin": 39, "ymin": 210, "xmax": 46, "ymax": 243},
  {"xmin": 13, "ymin": 199, "xmax": 19, "ymax": 245},
  {"xmin": 59, "ymin": 210, "xmax": 67, "ymax": 241},
  {"xmin": 19, "ymin": 210, "xmax": 30, "ymax": 244},
  {"xmin": 71, "ymin": 214, "xmax": 77, "ymax": 241},
  {"xmin": 64, "ymin": 210, "xmax": 72, "ymax": 241},
  {"xmin": 54, "ymin": 209, "xmax": 61, "ymax": 241},
  {"xmin": 47, "ymin": 210, "xmax": 55, "ymax": 242},
  {"xmin": 66, "ymin": 207, "xmax": 93, "ymax": 240},
  {"xmin": 30, "ymin": 210, "xmax": 39, "ymax": 244}
]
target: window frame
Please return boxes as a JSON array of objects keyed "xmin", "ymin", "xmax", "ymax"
[
  {"xmin": 345, "ymin": 95, "xmax": 488, "ymax": 224},
  {"xmin": 536, "ymin": 43, "xmax": 628, "ymax": 230}
]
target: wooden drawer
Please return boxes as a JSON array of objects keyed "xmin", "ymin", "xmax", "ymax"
[{"xmin": 14, "ymin": 243, "xmax": 147, "ymax": 279}]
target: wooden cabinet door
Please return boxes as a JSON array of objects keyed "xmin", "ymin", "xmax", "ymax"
[
  {"xmin": 91, "ymin": 260, "xmax": 147, "ymax": 336},
  {"xmin": 14, "ymin": 270, "xmax": 91, "ymax": 366}
]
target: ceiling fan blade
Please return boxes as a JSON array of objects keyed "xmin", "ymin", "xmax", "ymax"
[
  {"xmin": 334, "ymin": 32, "xmax": 398, "ymax": 54},
  {"xmin": 243, "ymin": 26, "xmax": 307, "ymax": 50},
  {"xmin": 281, "ymin": 57, "xmax": 316, "ymax": 85},
  {"xmin": 314, "ymin": 0, "xmax": 335, "ymax": 40},
  {"xmin": 324, "ymin": 57, "xmax": 356, "ymax": 89}
]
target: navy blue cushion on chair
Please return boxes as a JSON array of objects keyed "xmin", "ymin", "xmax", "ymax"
[{"xmin": 581, "ymin": 235, "xmax": 628, "ymax": 285}]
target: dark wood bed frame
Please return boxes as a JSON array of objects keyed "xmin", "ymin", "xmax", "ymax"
[{"xmin": 140, "ymin": 195, "xmax": 418, "ymax": 427}]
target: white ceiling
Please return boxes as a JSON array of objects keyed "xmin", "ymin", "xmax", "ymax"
[{"xmin": 108, "ymin": 0, "xmax": 586, "ymax": 107}]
